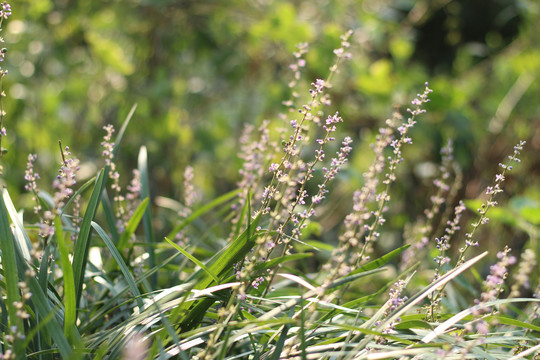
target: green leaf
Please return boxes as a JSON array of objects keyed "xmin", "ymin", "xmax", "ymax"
[
  {"xmin": 91, "ymin": 222, "xmax": 144, "ymax": 309},
  {"xmin": 201, "ymin": 212, "xmax": 261, "ymax": 286},
  {"xmin": 26, "ymin": 276, "xmax": 73, "ymax": 358},
  {"xmin": 1, "ymin": 189, "xmax": 72, "ymax": 357},
  {"xmin": 138, "ymin": 146, "xmax": 157, "ymax": 288},
  {"xmin": 253, "ymin": 253, "xmax": 313, "ymax": 275},
  {"xmin": 394, "ymin": 319, "xmax": 433, "ymax": 330},
  {"xmin": 2, "ymin": 188, "xmax": 32, "ymax": 261},
  {"xmin": 62, "ymin": 175, "xmax": 96, "ymax": 216},
  {"xmin": 164, "ymin": 237, "xmax": 219, "ymax": 284},
  {"xmin": 73, "ymin": 169, "xmax": 106, "ymax": 308},
  {"xmin": 55, "ymin": 216, "xmax": 77, "ymax": 343},
  {"xmin": 112, "ymin": 104, "xmax": 137, "ymax": 159},
  {"xmin": 116, "ymin": 197, "xmax": 149, "ymax": 254},
  {"xmin": 166, "ymin": 188, "xmax": 241, "ymax": 240},
  {"xmin": 270, "ymin": 311, "xmax": 293, "ymax": 360},
  {"xmin": 0, "ymin": 189, "xmax": 24, "ymax": 355},
  {"xmin": 328, "ymin": 268, "xmax": 387, "ymax": 290},
  {"xmin": 101, "ymin": 189, "xmax": 120, "ymax": 244},
  {"xmin": 177, "ymin": 213, "xmax": 261, "ymax": 332},
  {"xmin": 485, "ymin": 314, "xmax": 540, "ymax": 332},
  {"xmin": 350, "ymin": 244, "xmax": 411, "ymax": 275}
]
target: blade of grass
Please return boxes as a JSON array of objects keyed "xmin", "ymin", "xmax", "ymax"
[
  {"xmin": 351, "ymin": 244, "xmax": 410, "ymax": 275},
  {"xmin": 177, "ymin": 213, "xmax": 260, "ymax": 332},
  {"xmin": 270, "ymin": 309, "xmax": 293, "ymax": 360},
  {"xmin": 62, "ymin": 175, "xmax": 96, "ymax": 215},
  {"xmin": 55, "ymin": 216, "xmax": 78, "ymax": 344},
  {"xmin": 422, "ymin": 297, "xmax": 540, "ymax": 343},
  {"xmin": 3, "ymin": 188, "xmax": 32, "ymax": 261},
  {"xmin": 138, "ymin": 145, "xmax": 157, "ymax": 288},
  {"xmin": 253, "ymin": 268, "xmax": 384, "ymax": 324},
  {"xmin": 25, "ymin": 282, "xmax": 73, "ymax": 358},
  {"xmin": 91, "ymin": 221, "xmax": 144, "ymax": 309},
  {"xmin": 82, "ymin": 252, "xmax": 182, "ymax": 332},
  {"xmin": 0, "ymin": 189, "xmax": 25, "ymax": 355},
  {"xmin": 166, "ymin": 188, "xmax": 241, "ymax": 240},
  {"xmin": 164, "ymin": 237, "xmax": 219, "ymax": 283},
  {"xmin": 379, "ymin": 252, "xmax": 489, "ymax": 333},
  {"xmin": 220, "ymin": 253, "xmax": 314, "ymax": 285},
  {"xmin": 1, "ymin": 190, "xmax": 72, "ymax": 357},
  {"xmin": 21, "ymin": 308, "xmax": 56, "ymax": 350},
  {"xmin": 203, "ymin": 212, "xmax": 261, "ymax": 281},
  {"xmin": 73, "ymin": 169, "xmax": 107, "ymax": 308},
  {"xmin": 101, "ymin": 189, "xmax": 120, "ymax": 244},
  {"xmin": 112, "ymin": 104, "xmax": 137, "ymax": 159},
  {"xmin": 116, "ymin": 197, "xmax": 149, "ymax": 253}
]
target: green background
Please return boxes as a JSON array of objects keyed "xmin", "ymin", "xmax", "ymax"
[{"xmin": 2, "ymin": 0, "xmax": 539, "ymax": 272}]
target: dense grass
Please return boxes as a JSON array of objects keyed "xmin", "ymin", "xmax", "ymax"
[{"xmin": 1, "ymin": 4, "xmax": 539, "ymax": 360}]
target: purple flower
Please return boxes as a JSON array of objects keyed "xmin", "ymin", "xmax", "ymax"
[{"xmin": 269, "ymin": 163, "xmax": 279, "ymax": 172}]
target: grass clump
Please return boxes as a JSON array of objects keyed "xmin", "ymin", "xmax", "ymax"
[{"xmin": 0, "ymin": 4, "xmax": 538, "ymax": 360}]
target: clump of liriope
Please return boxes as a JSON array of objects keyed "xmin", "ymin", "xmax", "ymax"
[
  {"xmin": 196, "ymin": 30, "xmax": 354, "ymax": 360},
  {"xmin": 321, "ymin": 83, "xmax": 433, "ymax": 289},
  {"xmin": 425, "ymin": 140, "xmax": 526, "ymax": 321},
  {"xmin": 241, "ymin": 31, "xmax": 353, "ymax": 291}
]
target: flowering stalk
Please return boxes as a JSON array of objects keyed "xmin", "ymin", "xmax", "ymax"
[
  {"xmin": 230, "ymin": 120, "xmax": 271, "ymax": 239},
  {"xmin": 201, "ymin": 33, "xmax": 355, "ymax": 360},
  {"xmin": 357, "ymin": 83, "xmax": 433, "ymax": 262},
  {"xmin": 40, "ymin": 144, "xmax": 80, "ymax": 241},
  {"xmin": 426, "ymin": 140, "xmax": 525, "ymax": 321},
  {"xmin": 102, "ymin": 124, "xmax": 130, "ymax": 231},
  {"xmin": 24, "ymin": 154, "xmax": 42, "ymax": 215},
  {"xmin": 436, "ymin": 246, "xmax": 517, "ymax": 358},
  {"xmin": 375, "ymin": 279, "xmax": 409, "ymax": 339},
  {"xmin": 426, "ymin": 200, "xmax": 467, "ymax": 321},
  {"xmin": 260, "ymin": 31, "xmax": 353, "ymax": 217},
  {"xmin": 509, "ymin": 248, "xmax": 537, "ymax": 298},
  {"xmin": 456, "ymin": 140, "xmax": 526, "ymax": 267},
  {"xmin": 325, "ymin": 83, "xmax": 432, "ymax": 284},
  {"xmin": 0, "ymin": 2, "xmax": 12, "ymax": 175},
  {"xmin": 253, "ymin": 31, "xmax": 354, "ymax": 264},
  {"xmin": 462, "ymin": 246, "xmax": 516, "ymax": 339}
]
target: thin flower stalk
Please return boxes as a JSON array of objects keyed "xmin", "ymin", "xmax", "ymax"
[
  {"xmin": 427, "ymin": 140, "xmax": 525, "ymax": 321},
  {"xmin": 235, "ymin": 120, "xmax": 271, "ymax": 210},
  {"xmin": 24, "ymin": 154, "xmax": 42, "ymax": 215},
  {"xmin": 260, "ymin": 30, "xmax": 353, "ymax": 217},
  {"xmin": 102, "ymin": 124, "xmax": 129, "ymax": 231},
  {"xmin": 323, "ymin": 83, "xmax": 432, "ymax": 286},
  {"xmin": 0, "ymin": 2, "xmax": 12, "ymax": 175},
  {"xmin": 456, "ymin": 140, "xmax": 526, "ymax": 267},
  {"xmin": 39, "ymin": 145, "xmax": 80, "ymax": 239},
  {"xmin": 253, "ymin": 31, "xmax": 354, "ymax": 263},
  {"xmin": 434, "ymin": 246, "xmax": 516, "ymax": 358},
  {"xmin": 509, "ymin": 248, "xmax": 537, "ymax": 298},
  {"xmin": 357, "ymin": 83, "xmax": 433, "ymax": 263},
  {"xmin": 426, "ymin": 200, "xmax": 467, "ymax": 321},
  {"xmin": 464, "ymin": 246, "xmax": 516, "ymax": 339},
  {"xmin": 220, "ymin": 32, "xmax": 354, "ymax": 346}
]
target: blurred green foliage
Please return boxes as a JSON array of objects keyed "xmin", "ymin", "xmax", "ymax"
[{"xmin": 3, "ymin": 0, "xmax": 539, "ymax": 258}]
